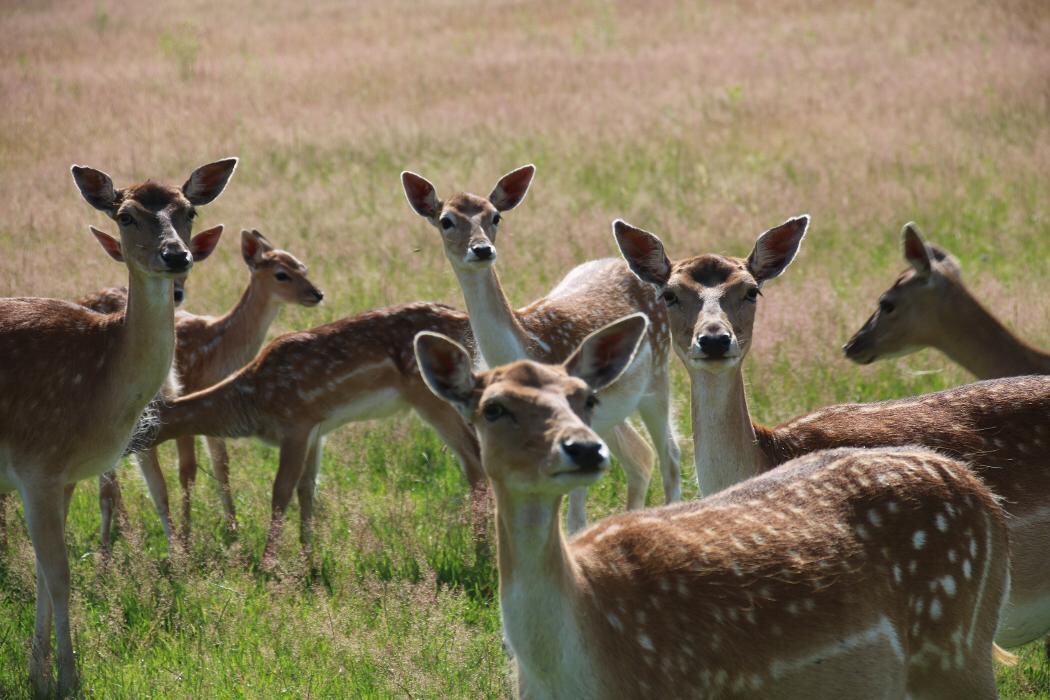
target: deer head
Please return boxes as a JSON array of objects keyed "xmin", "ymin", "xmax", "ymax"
[{"xmin": 241, "ymin": 229, "xmax": 324, "ymax": 307}]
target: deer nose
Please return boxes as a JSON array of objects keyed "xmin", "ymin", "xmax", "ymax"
[
  {"xmin": 561, "ymin": 438, "xmax": 608, "ymax": 471},
  {"xmin": 160, "ymin": 247, "xmax": 192, "ymax": 272},
  {"xmin": 470, "ymin": 243, "xmax": 494, "ymax": 260},
  {"xmin": 172, "ymin": 285, "xmax": 185, "ymax": 305},
  {"xmin": 698, "ymin": 333, "xmax": 731, "ymax": 358},
  {"xmin": 312, "ymin": 289, "xmax": 324, "ymax": 303}
]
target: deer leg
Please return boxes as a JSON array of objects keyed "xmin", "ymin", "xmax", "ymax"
[
  {"xmin": 98, "ymin": 469, "xmax": 122, "ymax": 551},
  {"xmin": 135, "ymin": 448, "xmax": 175, "ymax": 550},
  {"xmin": 175, "ymin": 435, "xmax": 198, "ymax": 545},
  {"xmin": 637, "ymin": 375, "xmax": 682, "ymax": 503},
  {"xmin": 296, "ymin": 432, "xmax": 323, "ymax": 556},
  {"xmin": 0, "ymin": 492, "xmax": 8, "ymax": 550},
  {"xmin": 204, "ymin": 437, "xmax": 237, "ymax": 535},
  {"xmin": 262, "ymin": 430, "xmax": 312, "ymax": 568},
  {"xmin": 605, "ymin": 422, "xmax": 655, "ymax": 511},
  {"xmin": 23, "ymin": 480, "xmax": 78, "ymax": 697}
]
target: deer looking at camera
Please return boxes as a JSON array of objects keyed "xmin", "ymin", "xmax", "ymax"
[
  {"xmin": 82, "ymin": 229, "xmax": 324, "ymax": 549},
  {"xmin": 415, "ymin": 314, "xmax": 1012, "ymax": 699},
  {"xmin": 614, "ymin": 217, "xmax": 1050, "ymax": 648},
  {"xmin": 0, "ymin": 158, "xmax": 233, "ymax": 696},
  {"xmin": 843, "ymin": 222, "xmax": 1050, "ymax": 377},
  {"xmin": 403, "ymin": 165, "xmax": 680, "ymax": 532},
  {"xmin": 144, "ymin": 302, "xmax": 485, "ymax": 568}
]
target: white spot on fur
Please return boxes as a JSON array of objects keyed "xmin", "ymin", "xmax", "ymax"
[{"xmin": 912, "ymin": 530, "xmax": 926, "ymax": 550}]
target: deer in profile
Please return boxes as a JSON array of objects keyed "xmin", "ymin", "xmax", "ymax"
[
  {"xmin": 81, "ymin": 229, "xmax": 324, "ymax": 549},
  {"xmin": 0, "ymin": 158, "xmax": 233, "ymax": 696},
  {"xmin": 415, "ymin": 314, "xmax": 1013, "ymax": 699},
  {"xmin": 402, "ymin": 166, "xmax": 680, "ymax": 532},
  {"xmin": 144, "ymin": 302, "xmax": 485, "ymax": 568},
  {"xmin": 615, "ymin": 217, "xmax": 1050, "ymax": 648},
  {"xmin": 843, "ymin": 222, "xmax": 1050, "ymax": 377}
]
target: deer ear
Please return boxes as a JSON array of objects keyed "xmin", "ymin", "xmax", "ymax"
[
  {"xmin": 241, "ymin": 228, "xmax": 273, "ymax": 265},
  {"xmin": 613, "ymin": 219, "xmax": 672, "ymax": 286},
  {"xmin": 182, "ymin": 157, "xmax": 238, "ymax": 206},
  {"xmin": 189, "ymin": 225, "xmax": 223, "ymax": 262},
  {"xmin": 415, "ymin": 332, "xmax": 478, "ymax": 416},
  {"xmin": 401, "ymin": 171, "xmax": 442, "ymax": 219},
  {"xmin": 488, "ymin": 164, "xmax": 535, "ymax": 212},
  {"xmin": 89, "ymin": 225, "xmax": 124, "ymax": 262},
  {"xmin": 746, "ymin": 215, "xmax": 809, "ymax": 284},
  {"xmin": 565, "ymin": 313, "xmax": 648, "ymax": 392},
  {"xmin": 901, "ymin": 222, "xmax": 934, "ymax": 275},
  {"xmin": 72, "ymin": 166, "xmax": 119, "ymax": 212}
]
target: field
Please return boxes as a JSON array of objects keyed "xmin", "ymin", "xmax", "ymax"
[{"xmin": 1, "ymin": 0, "xmax": 1049, "ymax": 696}]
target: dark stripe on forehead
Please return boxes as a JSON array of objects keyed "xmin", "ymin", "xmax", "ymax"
[
  {"xmin": 445, "ymin": 192, "xmax": 490, "ymax": 216},
  {"xmin": 124, "ymin": 181, "xmax": 187, "ymax": 211},
  {"xmin": 678, "ymin": 254, "xmax": 749, "ymax": 287}
]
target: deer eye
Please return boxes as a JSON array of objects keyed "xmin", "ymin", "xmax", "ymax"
[
  {"xmin": 879, "ymin": 299, "xmax": 895, "ymax": 314},
  {"xmin": 492, "ymin": 213, "xmax": 502, "ymax": 225},
  {"xmin": 745, "ymin": 287, "xmax": 760, "ymax": 303},
  {"xmin": 584, "ymin": 394, "xmax": 599, "ymax": 410},
  {"xmin": 440, "ymin": 215, "xmax": 455, "ymax": 230},
  {"xmin": 275, "ymin": 271, "xmax": 290, "ymax": 282},
  {"xmin": 482, "ymin": 402, "xmax": 508, "ymax": 422},
  {"xmin": 187, "ymin": 209, "xmax": 197, "ymax": 221},
  {"xmin": 116, "ymin": 212, "xmax": 134, "ymax": 226},
  {"xmin": 661, "ymin": 290, "xmax": 678, "ymax": 306}
]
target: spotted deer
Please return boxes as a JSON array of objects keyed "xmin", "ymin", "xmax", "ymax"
[
  {"xmin": 415, "ymin": 314, "xmax": 1013, "ymax": 699},
  {"xmin": 81, "ymin": 229, "xmax": 324, "ymax": 549},
  {"xmin": 402, "ymin": 165, "xmax": 680, "ymax": 533},
  {"xmin": 145, "ymin": 302, "xmax": 484, "ymax": 567},
  {"xmin": 615, "ymin": 217, "xmax": 1050, "ymax": 648},
  {"xmin": 0, "ymin": 159, "xmax": 233, "ymax": 696},
  {"xmin": 844, "ymin": 222, "xmax": 1050, "ymax": 377}
]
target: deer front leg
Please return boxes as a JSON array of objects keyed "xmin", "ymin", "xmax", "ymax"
[
  {"xmin": 175, "ymin": 435, "xmax": 198, "ymax": 545},
  {"xmin": 98, "ymin": 469, "xmax": 123, "ymax": 552},
  {"xmin": 204, "ymin": 437, "xmax": 237, "ymax": 535},
  {"xmin": 296, "ymin": 432, "xmax": 323, "ymax": 557},
  {"xmin": 638, "ymin": 376, "xmax": 682, "ymax": 503},
  {"xmin": 262, "ymin": 430, "xmax": 312, "ymax": 569},
  {"xmin": 135, "ymin": 448, "xmax": 175, "ymax": 550}
]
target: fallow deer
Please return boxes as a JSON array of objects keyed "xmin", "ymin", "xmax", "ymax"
[
  {"xmin": 843, "ymin": 222, "xmax": 1050, "ymax": 377},
  {"xmin": 83, "ymin": 229, "xmax": 324, "ymax": 549},
  {"xmin": 402, "ymin": 166, "xmax": 680, "ymax": 532},
  {"xmin": 615, "ymin": 217, "xmax": 1050, "ymax": 647},
  {"xmin": 145, "ymin": 302, "xmax": 484, "ymax": 567},
  {"xmin": 0, "ymin": 158, "xmax": 234, "ymax": 696},
  {"xmin": 415, "ymin": 314, "xmax": 1013, "ymax": 699}
]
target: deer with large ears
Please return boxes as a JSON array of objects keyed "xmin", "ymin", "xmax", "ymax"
[
  {"xmin": 86, "ymin": 228, "xmax": 324, "ymax": 550},
  {"xmin": 403, "ymin": 165, "xmax": 681, "ymax": 532},
  {"xmin": 844, "ymin": 222, "xmax": 1050, "ymax": 377},
  {"xmin": 0, "ymin": 158, "xmax": 233, "ymax": 696},
  {"xmin": 415, "ymin": 315, "xmax": 1012, "ymax": 699},
  {"xmin": 615, "ymin": 217, "xmax": 1050, "ymax": 648}
]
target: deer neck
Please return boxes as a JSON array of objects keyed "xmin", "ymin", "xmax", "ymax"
[
  {"xmin": 155, "ymin": 374, "xmax": 257, "ymax": 444},
  {"xmin": 493, "ymin": 487, "xmax": 590, "ymax": 689},
  {"xmin": 453, "ymin": 265, "xmax": 531, "ymax": 366},
  {"xmin": 933, "ymin": 289, "xmax": 1050, "ymax": 379},
  {"xmin": 689, "ymin": 364, "xmax": 770, "ymax": 496},
  {"xmin": 114, "ymin": 269, "xmax": 177, "ymax": 420},
  {"xmin": 208, "ymin": 277, "xmax": 282, "ymax": 370}
]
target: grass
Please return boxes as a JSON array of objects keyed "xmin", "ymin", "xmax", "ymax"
[{"xmin": 0, "ymin": 0, "xmax": 1048, "ymax": 696}]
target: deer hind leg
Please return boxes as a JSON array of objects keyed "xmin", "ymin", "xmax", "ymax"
[
  {"xmin": 296, "ymin": 432, "xmax": 324, "ymax": 556},
  {"xmin": 135, "ymin": 448, "xmax": 175, "ymax": 550},
  {"xmin": 175, "ymin": 435, "xmax": 198, "ymax": 545},
  {"xmin": 23, "ymin": 480, "xmax": 78, "ymax": 697},
  {"xmin": 204, "ymin": 437, "xmax": 237, "ymax": 535},
  {"xmin": 637, "ymin": 372, "xmax": 682, "ymax": 503},
  {"xmin": 262, "ymin": 429, "xmax": 313, "ymax": 568},
  {"xmin": 98, "ymin": 469, "xmax": 125, "ymax": 551}
]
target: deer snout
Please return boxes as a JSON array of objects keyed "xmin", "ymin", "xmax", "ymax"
[
  {"xmin": 468, "ymin": 242, "xmax": 495, "ymax": 262},
  {"xmin": 160, "ymin": 244, "xmax": 193, "ymax": 273},
  {"xmin": 559, "ymin": 437, "xmax": 609, "ymax": 472},
  {"xmin": 172, "ymin": 279, "xmax": 187, "ymax": 305}
]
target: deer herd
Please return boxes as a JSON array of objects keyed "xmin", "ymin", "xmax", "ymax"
[{"xmin": 0, "ymin": 160, "xmax": 1045, "ymax": 698}]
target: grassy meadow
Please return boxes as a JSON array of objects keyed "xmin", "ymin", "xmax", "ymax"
[{"xmin": 1, "ymin": 0, "xmax": 1049, "ymax": 696}]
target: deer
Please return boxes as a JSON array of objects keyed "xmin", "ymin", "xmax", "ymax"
[
  {"xmin": 142, "ymin": 301, "xmax": 485, "ymax": 568},
  {"xmin": 843, "ymin": 222, "xmax": 1050, "ymax": 377},
  {"xmin": 402, "ymin": 165, "xmax": 680, "ymax": 533},
  {"xmin": 614, "ymin": 216, "xmax": 1050, "ymax": 649},
  {"xmin": 414, "ymin": 313, "xmax": 1013, "ymax": 699},
  {"xmin": 0, "ymin": 158, "xmax": 234, "ymax": 696},
  {"xmin": 81, "ymin": 228, "xmax": 324, "ymax": 550}
]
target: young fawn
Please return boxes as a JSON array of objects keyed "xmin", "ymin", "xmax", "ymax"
[
  {"xmin": 615, "ymin": 217, "xmax": 1050, "ymax": 647},
  {"xmin": 415, "ymin": 314, "xmax": 1012, "ymax": 699},
  {"xmin": 85, "ymin": 229, "xmax": 324, "ymax": 548},
  {"xmin": 844, "ymin": 222, "xmax": 1050, "ymax": 377},
  {"xmin": 403, "ymin": 165, "xmax": 680, "ymax": 532},
  {"xmin": 145, "ymin": 302, "xmax": 484, "ymax": 567},
  {"xmin": 0, "ymin": 158, "xmax": 233, "ymax": 696}
]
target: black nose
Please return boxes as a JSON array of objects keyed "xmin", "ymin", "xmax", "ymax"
[
  {"xmin": 312, "ymin": 290, "xmax": 324, "ymax": 302},
  {"xmin": 173, "ymin": 287, "xmax": 185, "ymax": 305},
  {"xmin": 161, "ymin": 248, "xmax": 192, "ymax": 271},
  {"xmin": 562, "ymin": 439, "xmax": 606, "ymax": 470},
  {"xmin": 471, "ymin": 244, "xmax": 494, "ymax": 260},
  {"xmin": 698, "ymin": 333, "xmax": 731, "ymax": 358}
]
